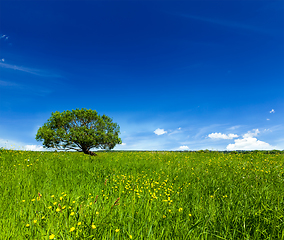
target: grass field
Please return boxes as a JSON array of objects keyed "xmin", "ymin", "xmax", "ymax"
[{"xmin": 0, "ymin": 149, "xmax": 284, "ymax": 239}]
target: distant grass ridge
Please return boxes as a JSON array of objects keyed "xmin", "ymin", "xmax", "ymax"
[{"xmin": 0, "ymin": 150, "xmax": 283, "ymax": 239}]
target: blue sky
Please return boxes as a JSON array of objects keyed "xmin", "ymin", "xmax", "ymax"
[{"xmin": 0, "ymin": 0, "xmax": 283, "ymax": 151}]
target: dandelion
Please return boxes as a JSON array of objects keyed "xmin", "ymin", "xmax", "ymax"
[
  {"xmin": 115, "ymin": 229, "xmax": 120, "ymax": 233},
  {"xmin": 92, "ymin": 225, "xmax": 96, "ymax": 229},
  {"xmin": 48, "ymin": 206, "xmax": 52, "ymax": 209},
  {"xmin": 189, "ymin": 213, "xmax": 192, "ymax": 217},
  {"xmin": 178, "ymin": 208, "xmax": 183, "ymax": 212},
  {"xmin": 42, "ymin": 216, "xmax": 45, "ymax": 219},
  {"xmin": 33, "ymin": 220, "xmax": 37, "ymax": 224},
  {"xmin": 31, "ymin": 199, "xmax": 35, "ymax": 202},
  {"xmin": 70, "ymin": 227, "xmax": 75, "ymax": 232},
  {"xmin": 51, "ymin": 195, "xmax": 54, "ymax": 198},
  {"xmin": 78, "ymin": 222, "xmax": 81, "ymax": 226},
  {"xmin": 26, "ymin": 224, "xmax": 30, "ymax": 227},
  {"xmin": 96, "ymin": 211, "xmax": 99, "ymax": 215},
  {"xmin": 60, "ymin": 197, "xmax": 63, "ymax": 200},
  {"xmin": 49, "ymin": 234, "xmax": 55, "ymax": 239},
  {"xmin": 70, "ymin": 212, "xmax": 75, "ymax": 216},
  {"xmin": 163, "ymin": 215, "xmax": 166, "ymax": 218},
  {"xmin": 53, "ymin": 202, "xmax": 57, "ymax": 205},
  {"xmin": 22, "ymin": 200, "xmax": 25, "ymax": 202},
  {"xmin": 56, "ymin": 208, "xmax": 61, "ymax": 212},
  {"xmin": 129, "ymin": 235, "xmax": 133, "ymax": 239}
]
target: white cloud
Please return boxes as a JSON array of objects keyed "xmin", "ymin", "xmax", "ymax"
[
  {"xmin": 226, "ymin": 137, "xmax": 275, "ymax": 150},
  {"xmin": 267, "ymin": 119, "xmax": 270, "ymax": 121},
  {"xmin": 208, "ymin": 132, "xmax": 239, "ymax": 139},
  {"xmin": 178, "ymin": 145, "xmax": 189, "ymax": 150},
  {"xmin": 24, "ymin": 145, "xmax": 44, "ymax": 151},
  {"xmin": 120, "ymin": 143, "xmax": 126, "ymax": 146},
  {"xmin": 1, "ymin": 59, "xmax": 4, "ymax": 62},
  {"xmin": 0, "ymin": 138, "xmax": 46, "ymax": 151},
  {"xmin": 226, "ymin": 128, "xmax": 277, "ymax": 150},
  {"xmin": 270, "ymin": 109, "xmax": 275, "ymax": 113},
  {"xmin": 154, "ymin": 128, "xmax": 167, "ymax": 135},
  {"xmin": 243, "ymin": 129, "xmax": 260, "ymax": 138}
]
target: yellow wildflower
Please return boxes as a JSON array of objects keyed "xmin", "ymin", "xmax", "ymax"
[
  {"xmin": 70, "ymin": 227, "xmax": 75, "ymax": 232},
  {"xmin": 115, "ymin": 229, "xmax": 120, "ymax": 233},
  {"xmin": 49, "ymin": 234, "xmax": 55, "ymax": 239}
]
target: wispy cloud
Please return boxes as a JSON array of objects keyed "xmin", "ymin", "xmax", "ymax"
[
  {"xmin": 0, "ymin": 34, "xmax": 9, "ymax": 40},
  {"xmin": 0, "ymin": 80, "xmax": 19, "ymax": 87},
  {"xmin": 168, "ymin": 127, "xmax": 182, "ymax": 135},
  {"xmin": 270, "ymin": 109, "xmax": 275, "ymax": 113},
  {"xmin": 177, "ymin": 13, "xmax": 269, "ymax": 34},
  {"xmin": 0, "ymin": 62, "xmax": 61, "ymax": 78}
]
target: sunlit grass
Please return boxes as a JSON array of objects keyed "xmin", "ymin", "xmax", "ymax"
[{"xmin": 0, "ymin": 149, "xmax": 283, "ymax": 239}]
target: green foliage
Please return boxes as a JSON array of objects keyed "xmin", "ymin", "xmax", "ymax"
[{"xmin": 36, "ymin": 108, "xmax": 121, "ymax": 155}]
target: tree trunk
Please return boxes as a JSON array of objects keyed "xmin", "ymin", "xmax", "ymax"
[{"xmin": 83, "ymin": 149, "xmax": 97, "ymax": 156}]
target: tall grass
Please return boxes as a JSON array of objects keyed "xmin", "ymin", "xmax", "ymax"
[{"xmin": 0, "ymin": 149, "xmax": 283, "ymax": 239}]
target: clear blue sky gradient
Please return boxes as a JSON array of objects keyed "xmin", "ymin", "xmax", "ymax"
[{"xmin": 0, "ymin": 0, "xmax": 283, "ymax": 151}]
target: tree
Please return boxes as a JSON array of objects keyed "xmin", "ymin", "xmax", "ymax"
[{"xmin": 36, "ymin": 108, "xmax": 122, "ymax": 156}]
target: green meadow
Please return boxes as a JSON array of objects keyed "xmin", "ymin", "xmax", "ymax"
[{"xmin": 0, "ymin": 149, "xmax": 284, "ymax": 239}]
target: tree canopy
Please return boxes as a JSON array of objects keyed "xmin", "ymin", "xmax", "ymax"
[{"xmin": 36, "ymin": 108, "xmax": 122, "ymax": 156}]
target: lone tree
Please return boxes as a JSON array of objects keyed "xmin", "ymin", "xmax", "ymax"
[{"xmin": 36, "ymin": 108, "xmax": 122, "ymax": 156}]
